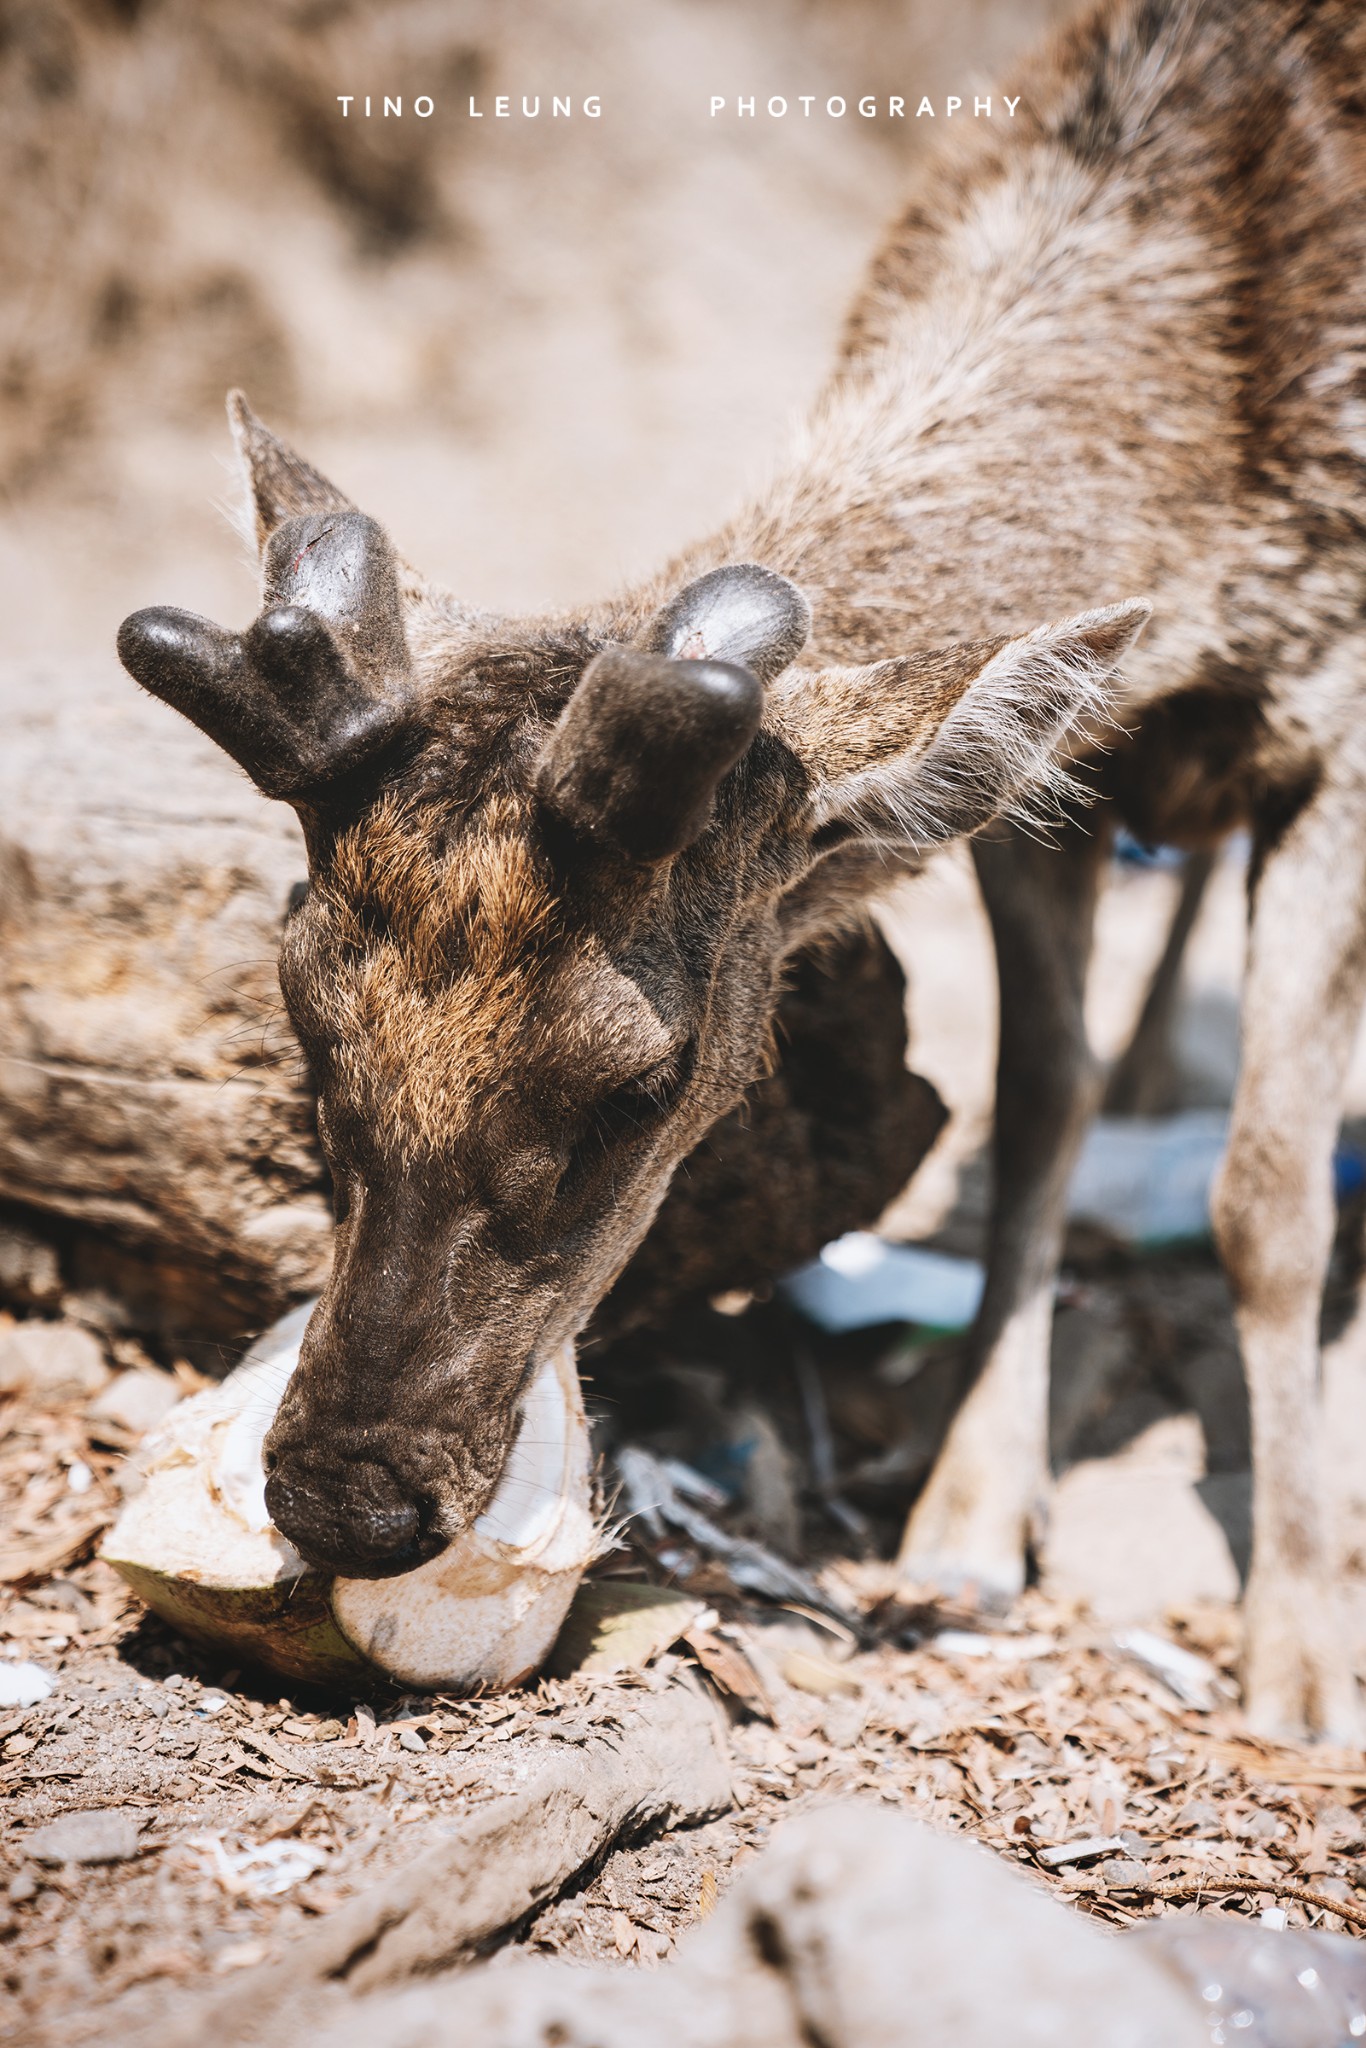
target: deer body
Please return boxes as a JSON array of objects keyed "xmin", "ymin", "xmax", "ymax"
[{"xmin": 119, "ymin": 0, "xmax": 1365, "ymax": 1735}]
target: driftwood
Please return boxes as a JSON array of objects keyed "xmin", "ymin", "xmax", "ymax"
[
  {"xmin": 139, "ymin": 1679, "xmax": 732, "ymax": 2048},
  {"xmin": 208, "ymin": 1804, "xmax": 1211, "ymax": 2048},
  {"xmin": 0, "ymin": 662, "xmax": 944, "ymax": 1351}
]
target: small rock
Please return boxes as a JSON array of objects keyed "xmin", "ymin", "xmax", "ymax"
[
  {"xmin": 1099, "ymin": 1857, "xmax": 1151, "ymax": 1889},
  {"xmin": 0, "ymin": 1224, "xmax": 62, "ymax": 1311},
  {"xmin": 1231, "ymin": 1809, "xmax": 1281, "ymax": 1844},
  {"xmin": 26, "ymin": 1808, "xmax": 145, "ymax": 1867},
  {"xmin": 87, "ymin": 1367, "xmax": 181, "ymax": 1440},
  {"xmin": 7, "ymin": 1870, "xmax": 37, "ymax": 1904},
  {"xmin": 0, "ymin": 1321, "xmax": 109, "ymax": 1401},
  {"xmin": 821, "ymin": 1695, "xmax": 868, "ymax": 1749},
  {"xmin": 1174, "ymin": 1799, "xmax": 1224, "ymax": 1835}
]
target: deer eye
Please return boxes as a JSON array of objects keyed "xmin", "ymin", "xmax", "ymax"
[
  {"xmin": 604, "ymin": 1039, "xmax": 696, "ymax": 1123},
  {"xmin": 558, "ymin": 1040, "xmax": 697, "ymax": 1198}
]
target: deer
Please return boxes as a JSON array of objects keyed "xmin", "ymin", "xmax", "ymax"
[{"xmin": 116, "ymin": 0, "xmax": 1366, "ymax": 1741}]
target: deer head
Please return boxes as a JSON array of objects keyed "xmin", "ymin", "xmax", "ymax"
[{"xmin": 117, "ymin": 395, "xmax": 1149, "ymax": 1578}]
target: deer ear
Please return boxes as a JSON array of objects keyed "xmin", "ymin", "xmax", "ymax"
[
  {"xmin": 639, "ymin": 564, "xmax": 811, "ymax": 684},
  {"xmin": 773, "ymin": 600, "xmax": 1151, "ymax": 849},
  {"xmin": 228, "ymin": 389, "xmax": 353, "ymax": 553}
]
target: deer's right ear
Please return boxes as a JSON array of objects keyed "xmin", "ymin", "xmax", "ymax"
[
  {"xmin": 229, "ymin": 389, "xmax": 353, "ymax": 553},
  {"xmin": 771, "ymin": 600, "xmax": 1151, "ymax": 851}
]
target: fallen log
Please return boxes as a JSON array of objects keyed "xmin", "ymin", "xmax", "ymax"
[
  {"xmin": 142, "ymin": 1677, "xmax": 732, "ymax": 2048},
  {"xmin": 0, "ymin": 660, "xmax": 327, "ymax": 1341},
  {"xmin": 163, "ymin": 1803, "xmax": 1210, "ymax": 2048}
]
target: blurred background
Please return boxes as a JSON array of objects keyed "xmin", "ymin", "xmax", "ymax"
[{"xmin": 0, "ymin": 0, "xmax": 1073, "ymax": 649}]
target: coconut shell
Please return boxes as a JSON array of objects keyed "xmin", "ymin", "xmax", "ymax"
[{"xmin": 102, "ymin": 1310, "xmax": 596, "ymax": 1693}]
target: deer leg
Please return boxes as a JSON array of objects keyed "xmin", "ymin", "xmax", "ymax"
[
  {"xmin": 1211, "ymin": 774, "xmax": 1366, "ymax": 1743},
  {"xmin": 897, "ymin": 821, "xmax": 1108, "ymax": 1605},
  {"xmin": 1103, "ymin": 848, "xmax": 1216, "ymax": 1116}
]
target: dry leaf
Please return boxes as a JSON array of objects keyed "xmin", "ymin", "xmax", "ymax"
[
  {"xmin": 683, "ymin": 1628, "xmax": 774, "ymax": 1721},
  {"xmin": 781, "ymin": 1649, "xmax": 860, "ymax": 1699}
]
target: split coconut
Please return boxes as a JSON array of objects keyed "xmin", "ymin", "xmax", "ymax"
[{"xmin": 103, "ymin": 1303, "xmax": 597, "ymax": 1690}]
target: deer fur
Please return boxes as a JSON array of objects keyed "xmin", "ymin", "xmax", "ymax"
[
  {"xmin": 119, "ymin": 389, "xmax": 1143, "ymax": 1584},
  {"xmin": 117, "ymin": 0, "xmax": 1366, "ymax": 1737}
]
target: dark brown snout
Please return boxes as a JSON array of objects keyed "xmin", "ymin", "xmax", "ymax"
[{"xmin": 263, "ymin": 1448, "xmax": 447, "ymax": 1578}]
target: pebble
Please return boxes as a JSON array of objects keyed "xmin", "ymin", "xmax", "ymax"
[
  {"xmin": 26, "ymin": 1808, "xmax": 146, "ymax": 1867},
  {"xmin": 87, "ymin": 1367, "xmax": 181, "ymax": 1439},
  {"xmin": 0, "ymin": 1322, "xmax": 109, "ymax": 1400}
]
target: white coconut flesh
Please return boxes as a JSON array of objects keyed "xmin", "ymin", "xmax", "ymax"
[
  {"xmin": 332, "ymin": 1343, "xmax": 596, "ymax": 1689},
  {"xmin": 105, "ymin": 1309, "xmax": 312, "ymax": 1595},
  {"xmin": 104, "ymin": 1304, "xmax": 595, "ymax": 1692}
]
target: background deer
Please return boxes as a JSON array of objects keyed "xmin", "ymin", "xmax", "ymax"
[{"xmin": 117, "ymin": 0, "xmax": 1366, "ymax": 1740}]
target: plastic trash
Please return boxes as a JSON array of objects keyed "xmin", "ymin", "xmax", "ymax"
[
  {"xmin": 934, "ymin": 1630, "xmax": 1055, "ymax": 1663},
  {"xmin": 189, "ymin": 1831, "xmax": 328, "ymax": 1898},
  {"xmin": 1132, "ymin": 1916, "xmax": 1366, "ymax": 2047},
  {"xmin": 1068, "ymin": 1114, "xmax": 1366, "ymax": 1249},
  {"xmin": 779, "ymin": 1233, "xmax": 985, "ymax": 1334},
  {"xmin": 781, "ymin": 1115, "xmax": 1366, "ymax": 1333},
  {"xmin": 1067, "ymin": 1112, "xmax": 1228, "ymax": 1247},
  {"xmin": 1113, "ymin": 1627, "xmax": 1224, "ymax": 1711}
]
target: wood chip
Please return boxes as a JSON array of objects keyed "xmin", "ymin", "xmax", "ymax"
[
  {"xmin": 235, "ymin": 1730, "xmax": 319, "ymax": 1783},
  {"xmin": 0, "ymin": 1509, "xmax": 111, "ymax": 1583},
  {"xmin": 683, "ymin": 1628, "xmax": 774, "ymax": 1721},
  {"xmin": 1037, "ymin": 1836, "xmax": 1129, "ymax": 1868}
]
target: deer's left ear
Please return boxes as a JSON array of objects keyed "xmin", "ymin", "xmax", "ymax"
[
  {"xmin": 228, "ymin": 389, "xmax": 353, "ymax": 552},
  {"xmin": 770, "ymin": 600, "xmax": 1151, "ymax": 849},
  {"xmin": 638, "ymin": 563, "xmax": 811, "ymax": 683}
]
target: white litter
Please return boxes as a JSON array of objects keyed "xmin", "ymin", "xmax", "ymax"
[
  {"xmin": 780, "ymin": 1233, "xmax": 985, "ymax": 1334},
  {"xmin": 1037, "ymin": 1836, "xmax": 1129, "ymax": 1869},
  {"xmin": 933, "ymin": 1631, "xmax": 1055, "ymax": 1662},
  {"xmin": 1067, "ymin": 1112, "xmax": 1228, "ymax": 1247},
  {"xmin": 1113, "ymin": 1627, "xmax": 1222, "ymax": 1710},
  {"xmin": 189, "ymin": 1833, "xmax": 327, "ymax": 1898},
  {"xmin": 0, "ymin": 1662, "xmax": 56, "ymax": 1708}
]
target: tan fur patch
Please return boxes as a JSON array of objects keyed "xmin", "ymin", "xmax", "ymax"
[{"xmin": 307, "ymin": 789, "xmax": 559, "ymax": 1158}]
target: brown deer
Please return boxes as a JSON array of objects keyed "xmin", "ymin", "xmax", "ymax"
[{"xmin": 117, "ymin": 0, "xmax": 1366, "ymax": 1740}]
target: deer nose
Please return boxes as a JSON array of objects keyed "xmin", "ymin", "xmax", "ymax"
[{"xmin": 263, "ymin": 1456, "xmax": 438, "ymax": 1578}]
